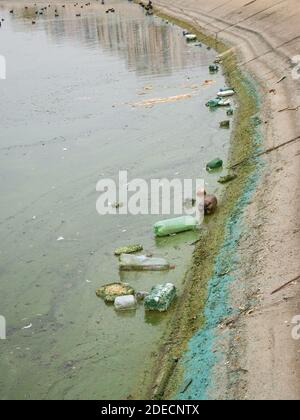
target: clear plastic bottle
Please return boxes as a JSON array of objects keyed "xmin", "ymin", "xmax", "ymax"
[
  {"xmin": 114, "ymin": 295, "xmax": 137, "ymax": 310},
  {"xmin": 119, "ymin": 254, "xmax": 171, "ymax": 271}
]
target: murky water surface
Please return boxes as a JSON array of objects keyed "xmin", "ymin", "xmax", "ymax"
[{"xmin": 0, "ymin": 1, "xmax": 231, "ymax": 399}]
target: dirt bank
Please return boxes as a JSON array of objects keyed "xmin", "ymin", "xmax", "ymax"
[{"xmin": 148, "ymin": 0, "xmax": 300, "ymax": 400}]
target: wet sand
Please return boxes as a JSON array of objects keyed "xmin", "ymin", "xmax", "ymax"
[{"xmin": 152, "ymin": 0, "xmax": 300, "ymax": 400}]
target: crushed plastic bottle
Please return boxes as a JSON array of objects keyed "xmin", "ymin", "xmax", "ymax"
[
  {"xmin": 114, "ymin": 295, "xmax": 137, "ymax": 311},
  {"xmin": 154, "ymin": 216, "xmax": 198, "ymax": 237},
  {"xmin": 119, "ymin": 254, "xmax": 171, "ymax": 271},
  {"xmin": 144, "ymin": 283, "xmax": 176, "ymax": 312}
]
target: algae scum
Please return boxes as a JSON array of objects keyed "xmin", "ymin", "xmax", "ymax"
[
  {"xmin": 0, "ymin": 1, "xmax": 233, "ymax": 399},
  {"xmin": 144, "ymin": 12, "xmax": 263, "ymax": 400}
]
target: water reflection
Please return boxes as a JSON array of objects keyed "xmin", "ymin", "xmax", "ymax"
[{"xmin": 4, "ymin": 1, "xmax": 210, "ymax": 77}]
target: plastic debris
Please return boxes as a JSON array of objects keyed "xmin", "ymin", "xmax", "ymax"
[
  {"xmin": 135, "ymin": 291, "xmax": 149, "ymax": 301},
  {"xmin": 114, "ymin": 295, "xmax": 137, "ymax": 311},
  {"xmin": 132, "ymin": 94, "xmax": 192, "ymax": 107},
  {"xmin": 218, "ymin": 98, "xmax": 231, "ymax": 107},
  {"xmin": 206, "ymin": 158, "xmax": 223, "ymax": 171},
  {"xmin": 209, "ymin": 65, "xmax": 219, "ymax": 73},
  {"xmin": 22, "ymin": 323, "xmax": 32, "ymax": 330},
  {"xmin": 57, "ymin": 236, "xmax": 64, "ymax": 241},
  {"xmin": 119, "ymin": 254, "xmax": 171, "ymax": 271},
  {"xmin": 204, "ymin": 194, "xmax": 218, "ymax": 215},
  {"xmin": 154, "ymin": 216, "xmax": 198, "ymax": 237},
  {"xmin": 220, "ymin": 120, "xmax": 230, "ymax": 129},
  {"xmin": 217, "ymin": 89, "xmax": 235, "ymax": 97},
  {"xmin": 218, "ymin": 174, "xmax": 237, "ymax": 184},
  {"xmin": 144, "ymin": 283, "xmax": 176, "ymax": 312},
  {"xmin": 206, "ymin": 97, "xmax": 231, "ymax": 108},
  {"xmin": 114, "ymin": 244, "xmax": 143, "ymax": 256},
  {"xmin": 185, "ymin": 34, "xmax": 197, "ymax": 42},
  {"xmin": 227, "ymin": 108, "xmax": 234, "ymax": 116},
  {"xmin": 96, "ymin": 282, "xmax": 135, "ymax": 303}
]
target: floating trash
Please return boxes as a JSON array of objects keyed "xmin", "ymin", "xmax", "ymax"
[
  {"xmin": 209, "ymin": 64, "xmax": 219, "ymax": 73},
  {"xmin": 114, "ymin": 295, "xmax": 137, "ymax": 311},
  {"xmin": 220, "ymin": 120, "xmax": 230, "ymax": 128},
  {"xmin": 217, "ymin": 89, "xmax": 235, "ymax": 98},
  {"xmin": 218, "ymin": 174, "xmax": 237, "ymax": 184},
  {"xmin": 206, "ymin": 97, "xmax": 231, "ymax": 108},
  {"xmin": 206, "ymin": 158, "xmax": 223, "ymax": 171},
  {"xmin": 154, "ymin": 216, "xmax": 198, "ymax": 237},
  {"xmin": 96, "ymin": 283, "xmax": 135, "ymax": 303},
  {"xmin": 119, "ymin": 254, "xmax": 171, "ymax": 271},
  {"xmin": 144, "ymin": 283, "xmax": 176, "ymax": 312},
  {"xmin": 135, "ymin": 291, "xmax": 149, "ymax": 301},
  {"xmin": 185, "ymin": 34, "xmax": 197, "ymax": 42},
  {"xmin": 114, "ymin": 244, "xmax": 143, "ymax": 256},
  {"xmin": 204, "ymin": 193, "xmax": 218, "ymax": 215},
  {"xmin": 218, "ymin": 98, "xmax": 231, "ymax": 107},
  {"xmin": 132, "ymin": 93, "xmax": 192, "ymax": 107},
  {"xmin": 206, "ymin": 98, "xmax": 220, "ymax": 108}
]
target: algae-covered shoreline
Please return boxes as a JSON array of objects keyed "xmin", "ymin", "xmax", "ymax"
[{"xmin": 135, "ymin": 8, "xmax": 263, "ymax": 400}]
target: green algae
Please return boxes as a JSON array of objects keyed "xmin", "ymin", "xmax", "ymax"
[{"xmin": 142, "ymin": 9, "xmax": 263, "ymax": 400}]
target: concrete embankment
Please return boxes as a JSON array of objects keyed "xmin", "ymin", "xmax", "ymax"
[{"xmin": 148, "ymin": 0, "xmax": 300, "ymax": 400}]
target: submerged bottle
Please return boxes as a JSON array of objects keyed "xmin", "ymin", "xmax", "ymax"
[
  {"xmin": 153, "ymin": 216, "xmax": 198, "ymax": 237},
  {"xmin": 144, "ymin": 283, "xmax": 177, "ymax": 312},
  {"xmin": 119, "ymin": 254, "xmax": 171, "ymax": 271}
]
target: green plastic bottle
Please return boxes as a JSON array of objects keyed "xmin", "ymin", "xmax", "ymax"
[
  {"xmin": 153, "ymin": 216, "xmax": 198, "ymax": 237},
  {"xmin": 206, "ymin": 158, "xmax": 223, "ymax": 172},
  {"xmin": 206, "ymin": 98, "xmax": 221, "ymax": 108},
  {"xmin": 144, "ymin": 283, "xmax": 176, "ymax": 312}
]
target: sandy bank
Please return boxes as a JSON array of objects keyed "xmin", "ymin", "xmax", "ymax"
[{"xmin": 151, "ymin": 0, "xmax": 300, "ymax": 400}]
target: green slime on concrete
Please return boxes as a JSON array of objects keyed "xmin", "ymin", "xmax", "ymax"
[{"xmin": 176, "ymin": 80, "xmax": 263, "ymax": 400}]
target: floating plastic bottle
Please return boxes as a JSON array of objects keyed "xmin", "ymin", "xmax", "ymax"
[
  {"xmin": 206, "ymin": 158, "xmax": 223, "ymax": 171},
  {"xmin": 217, "ymin": 88, "xmax": 235, "ymax": 97},
  {"xmin": 154, "ymin": 216, "xmax": 198, "ymax": 237},
  {"xmin": 144, "ymin": 283, "xmax": 176, "ymax": 312},
  {"xmin": 114, "ymin": 295, "xmax": 137, "ymax": 311},
  {"xmin": 119, "ymin": 254, "xmax": 171, "ymax": 271},
  {"xmin": 185, "ymin": 34, "xmax": 197, "ymax": 41},
  {"xmin": 209, "ymin": 64, "xmax": 219, "ymax": 72}
]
